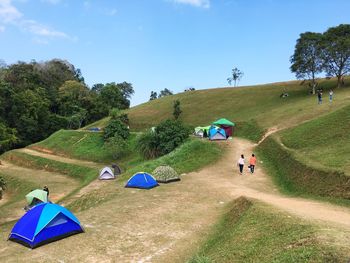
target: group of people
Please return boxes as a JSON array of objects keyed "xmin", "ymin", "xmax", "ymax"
[
  {"xmin": 237, "ymin": 154, "xmax": 256, "ymax": 175},
  {"xmin": 317, "ymin": 89, "xmax": 333, "ymax": 104}
]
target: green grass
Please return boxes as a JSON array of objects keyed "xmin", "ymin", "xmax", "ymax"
[
  {"xmin": 189, "ymin": 197, "xmax": 345, "ymax": 263},
  {"xmin": 280, "ymin": 105, "xmax": 350, "ymax": 175},
  {"xmin": 119, "ymin": 138, "xmax": 223, "ymax": 180},
  {"xmin": 85, "ymin": 78, "xmax": 350, "ymax": 143},
  {"xmin": 256, "ymin": 136, "xmax": 350, "ymax": 205},
  {"xmin": 2, "ymin": 151, "xmax": 96, "ymax": 185}
]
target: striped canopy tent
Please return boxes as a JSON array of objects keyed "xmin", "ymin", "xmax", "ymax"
[{"xmin": 212, "ymin": 118, "xmax": 235, "ymax": 138}]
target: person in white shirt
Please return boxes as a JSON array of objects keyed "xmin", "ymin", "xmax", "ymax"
[
  {"xmin": 329, "ymin": 89, "xmax": 334, "ymax": 103},
  {"xmin": 237, "ymin": 154, "xmax": 245, "ymax": 175}
]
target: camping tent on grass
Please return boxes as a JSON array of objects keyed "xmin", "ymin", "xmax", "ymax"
[
  {"xmin": 194, "ymin": 126, "xmax": 210, "ymax": 138},
  {"xmin": 8, "ymin": 203, "xmax": 84, "ymax": 248},
  {"xmin": 26, "ymin": 189, "xmax": 48, "ymax": 208},
  {"xmin": 212, "ymin": 118, "xmax": 235, "ymax": 138},
  {"xmin": 125, "ymin": 172, "xmax": 158, "ymax": 189},
  {"xmin": 209, "ymin": 126, "xmax": 227, "ymax": 140},
  {"xmin": 99, "ymin": 167, "xmax": 115, "ymax": 180},
  {"xmin": 153, "ymin": 165, "xmax": 180, "ymax": 183}
]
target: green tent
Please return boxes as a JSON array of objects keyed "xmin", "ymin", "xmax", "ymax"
[
  {"xmin": 26, "ymin": 189, "xmax": 48, "ymax": 205},
  {"xmin": 212, "ymin": 118, "xmax": 235, "ymax": 137},
  {"xmin": 194, "ymin": 126, "xmax": 211, "ymax": 137},
  {"xmin": 212, "ymin": 118, "xmax": 235, "ymax": 126}
]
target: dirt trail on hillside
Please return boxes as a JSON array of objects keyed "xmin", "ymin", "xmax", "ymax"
[
  {"xmin": 1, "ymin": 139, "xmax": 350, "ymax": 262},
  {"xmin": 17, "ymin": 148, "xmax": 100, "ymax": 168}
]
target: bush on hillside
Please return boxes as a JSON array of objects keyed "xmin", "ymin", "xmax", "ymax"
[
  {"xmin": 153, "ymin": 165, "xmax": 180, "ymax": 183},
  {"xmin": 103, "ymin": 135, "xmax": 130, "ymax": 159},
  {"xmin": 137, "ymin": 119, "xmax": 191, "ymax": 159},
  {"xmin": 0, "ymin": 176, "xmax": 6, "ymax": 200},
  {"xmin": 109, "ymin": 108, "xmax": 129, "ymax": 124},
  {"xmin": 103, "ymin": 119, "xmax": 129, "ymax": 140}
]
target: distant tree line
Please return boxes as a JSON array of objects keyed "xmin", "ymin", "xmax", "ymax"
[
  {"xmin": 0, "ymin": 59, "xmax": 134, "ymax": 153},
  {"xmin": 149, "ymin": 88, "xmax": 173, "ymax": 101},
  {"xmin": 290, "ymin": 24, "xmax": 350, "ymax": 93}
]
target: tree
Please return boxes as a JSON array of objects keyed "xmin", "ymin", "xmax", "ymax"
[
  {"xmin": 99, "ymin": 82, "xmax": 134, "ymax": 110},
  {"xmin": 290, "ymin": 32, "xmax": 323, "ymax": 94},
  {"xmin": 0, "ymin": 122, "xmax": 18, "ymax": 153},
  {"xmin": 103, "ymin": 135, "xmax": 130, "ymax": 159},
  {"xmin": 103, "ymin": 119, "xmax": 130, "ymax": 140},
  {"xmin": 227, "ymin": 67, "xmax": 244, "ymax": 87},
  {"xmin": 150, "ymin": 91, "xmax": 158, "ymax": 101},
  {"xmin": 158, "ymin": 88, "xmax": 173, "ymax": 98},
  {"xmin": 173, "ymin": 100, "xmax": 182, "ymax": 120},
  {"xmin": 321, "ymin": 24, "xmax": 350, "ymax": 88}
]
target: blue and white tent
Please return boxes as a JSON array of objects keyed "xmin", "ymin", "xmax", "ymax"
[
  {"xmin": 9, "ymin": 203, "xmax": 84, "ymax": 248},
  {"xmin": 125, "ymin": 172, "xmax": 159, "ymax": 189},
  {"xmin": 209, "ymin": 126, "xmax": 227, "ymax": 140}
]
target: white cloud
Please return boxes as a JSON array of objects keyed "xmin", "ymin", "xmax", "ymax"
[
  {"xmin": 0, "ymin": 0, "xmax": 73, "ymax": 42},
  {"xmin": 0, "ymin": 0, "xmax": 22, "ymax": 22},
  {"xmin": 171, "ymin": 0, "xmax": 210, "ymax": 8},
  {"xmin": 41, "ymin": 0, "xmax": 62, "ymax": 4}
]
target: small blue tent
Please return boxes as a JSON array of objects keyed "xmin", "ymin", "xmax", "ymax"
[
  {"xmin": 209, "ymin": 126, "xmax": 227, "ymax": 140},
  {"xmin": 9, "ymin": 203, "xmax": 84, "ymax": 248},
  {"xmin": 125, "ymin": 172, "xmax": 159, "ymax": 189}
]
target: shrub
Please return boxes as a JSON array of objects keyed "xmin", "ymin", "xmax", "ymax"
[
  {"xmin": 137, "ymin": 119, "xmax": 191, "ymax": 159},
  {"xmin": 156, "ymin": 119, "xmax": 191, "ymax": 155},
  {"xmin": 153, "ymin": 165, "xmax": 179, "ymax": 182},
  {"xmin": 103, "ymin": 135, "xmax": 130, "ymax": 159},
  {"xmin": 104, "ymin": 119, "xmax": 129, "ymax": 140},
  {"xmin": 0, "ymin": 176, "xmax": 6, "ymax": 200},
  {"xmin": 136, "ymin": 131, "xmax": 160, "ymax": 159}
]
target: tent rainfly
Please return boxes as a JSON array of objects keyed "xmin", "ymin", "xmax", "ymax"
[{"xmin": 212, "ymin": 118, "xmax": 235, "ymax": 138}]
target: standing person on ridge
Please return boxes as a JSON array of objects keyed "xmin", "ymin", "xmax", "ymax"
[
  {"xmin": 43, "ymin": 185, "xmax": 49, "ymax": 197},
  {"xmin": 317, "ymin": 90, "xmax": 322, "ymax": 104},
  {"xmin": 237, "ymin": 154, "xmax": 245, "ymax": 175},
  {"xmin": 329, "ymin": 89, "xmax": 334, "ymax": 103},
  {"xmin": 249, "ymin": 154, "xmax": 257, "ymax": 174}
]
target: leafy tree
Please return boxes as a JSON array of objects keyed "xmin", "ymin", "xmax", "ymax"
[
  {"xmin": 104, "ymin": 119, "xmax": 129, "ymax": 140},
  {"xmin": 290, "ymin": 32, "xmax": 323, "ymax": 94},
  {"xmin": 150, "ymin": 91, "xmax": 158, "ymax": 101},
  {"xmin": 0, "ymin": 122, "xmax": 18, "ymax": 153},
  {"xmin": 227, "ymin": 67, "xmax": 244, "ymax": 87},
  {"xmin": 137, "ymin": 119, "xmax": 190, "ymax": 159},
  {"xmin": 321, "ymin": 24, "xmax": 350, "ymax": 88},
  {"xmin": 103, "ymin": 135, "xmax": 130, "ymax": 159},
  {"xmin": 158, "ymin": 88, "xmax": 173, "ymax": 98},
  {"xmin": 58, "ymin": 80, "xmax": 90, "ymax": 116},
  {"xmin": 173, "ymin": 100, "xmax": 182, "ymax": 120},
  {"xmin": 100, "ymin": 82, "xmax": 134, "ymax": 110}
]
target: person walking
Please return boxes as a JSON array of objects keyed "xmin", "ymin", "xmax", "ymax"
[
  {"xmin": 237, "ymin": 154, "xmax": 245, "ymax": 175},
  {"xmin": 329, "ymin": 89, "xmax": 334, "ymax": 103},
  {"xmin": 317, "ymin": 90, "xmax": 322, "ymax": 104},
  {"xmin": 249, "ymin": 154, "xmax": 257, "ymax": 174}
]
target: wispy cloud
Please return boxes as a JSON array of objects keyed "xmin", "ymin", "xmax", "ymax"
[
  {"xmin": 41, "ymin": 0, "xmax": 62, "ymax": 5},
  {"xmin": 171, "ymin": 0, "xmax": 210, "ymax": 8},
  {"xmin": 0, "ymin": 0, "xmax": 73, "ymax": 42}
]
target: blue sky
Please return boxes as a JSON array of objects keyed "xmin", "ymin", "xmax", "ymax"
[{"xmin": 1, "ymin": 0, "xmax": 350, "ymax": 106}]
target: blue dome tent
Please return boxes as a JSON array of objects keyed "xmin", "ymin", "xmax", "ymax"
[
  {"xmin": 125, "ymin": 172, "xmax": 159, "ymax": 189},
  {"xmin": 209, "ymin": 126, "xmax": 227, "ymax": 140},
  {"xmin": 8, "ymin": 203, "xmax": 84, "ymax": 248}
]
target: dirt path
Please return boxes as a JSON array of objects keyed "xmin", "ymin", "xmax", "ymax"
[
  {"xmin": 17, "ymin": 148, "xmax": 100, "ymax": 168},
  {"xmin": 1, "ymin": 139, "xmax": 350, "ymax": 262}
]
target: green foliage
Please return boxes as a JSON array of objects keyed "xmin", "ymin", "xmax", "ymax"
[
  {"xmin": 173, "ymin": 100, "xmax": 182, "ymax": 120},
  {"xmin": 290, "ymin": 32, "xmax": 323, "ymax": 93},
  {"xmin": 103, "ymin": 135, "xmax": 130, "ymax": 159},
  {"xmin": 234, "ymin": 120, "xmax": 266, "ymax": 143},
  {"xmin": 190, "ymin": 197, "xmax": 342, "ymax": 262},
  {"xmin": 137, "ymin": 119, "xmax": 190, "ymax": 159},
  {"xmin": 0, "ymin": 59, "xmax": 134, "ymax": 153},
  {"xmin": 104, "ymin": 119, "xmax": 130, "ymax": 140},
  {"xmin": 227, "ymin": 67, "xmax": 244, "ymax": 87},
  {"xmin": 127, "ymin": 138, "xmax": 222, "ymax": 178},
  {"xmin": 257, "ymin": 136, "xmax": 350, "ymax": 204},
  {"xmin": 136, "ymin": 131, "xmax": 160, "ymax": 159},
  {"xmin": 0, "ymin": 122, "xmax": 18, "ymax": 154},
  {"xmin": 149, "ymin": 91, "xmax": 158, "ymax": 101},
  {"xmin": 321, "ymin": 24, "xmax": 350, "ymax": 87},
  {"xmin": 158, "ymin": 88, "xmax": 173, "ymax": 98}
]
